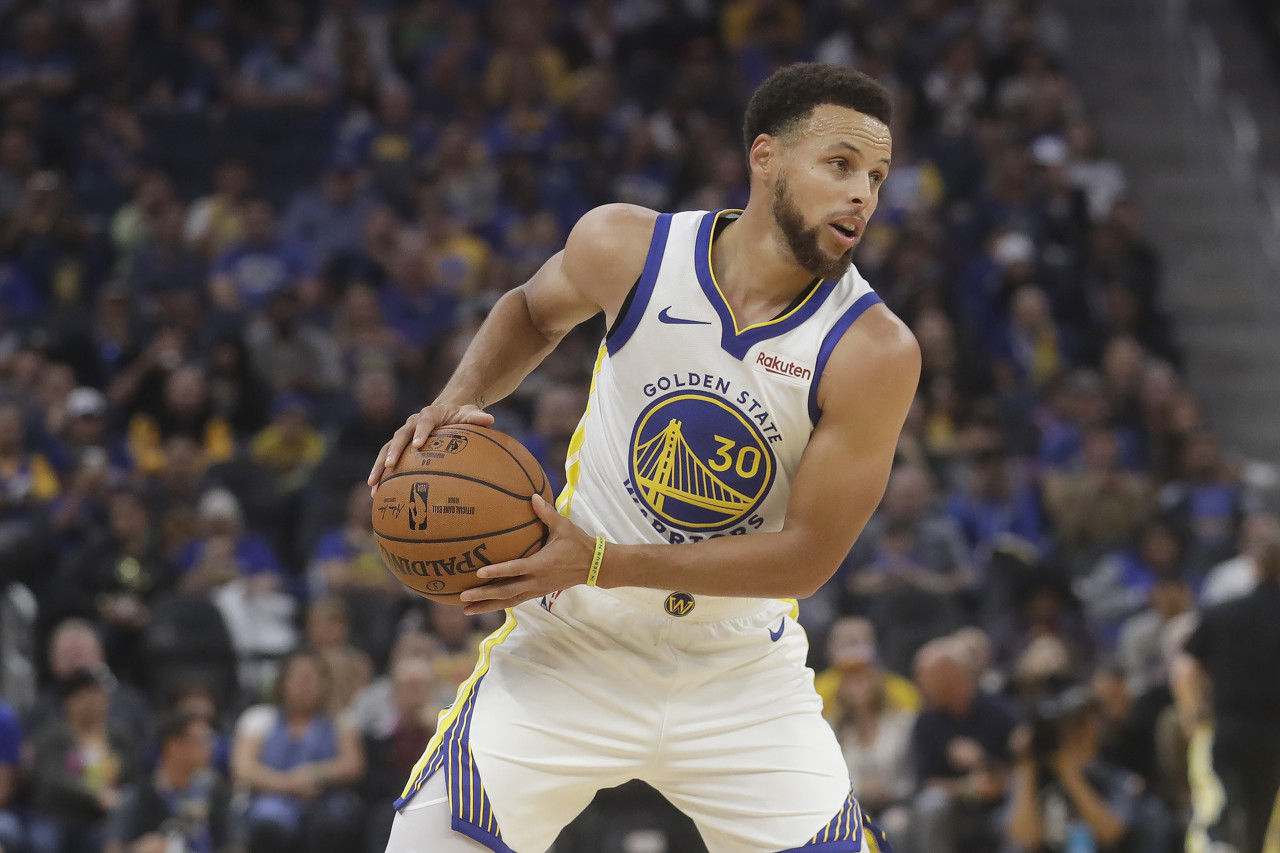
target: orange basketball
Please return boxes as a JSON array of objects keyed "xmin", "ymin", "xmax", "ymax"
[{"xmin": 372, "ymin": 425, "xmax": 554, "ymax": 604}]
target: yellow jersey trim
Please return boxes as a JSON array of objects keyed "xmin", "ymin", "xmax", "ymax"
[
  {"xmin": 555, "ymin": 343, "xmax": 607, "ymax": 518},
  {"xmin": 705, "ymin": 209, "xmax": 825, "ymax": 335},
  {"xmin": 398, "ymin": 613, "xmax": 518, "ymax": 801}
]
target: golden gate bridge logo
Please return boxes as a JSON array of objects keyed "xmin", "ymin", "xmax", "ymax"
[{"xmin": 629, "ymin": 392, "xmax": 774, "ymax": 530}]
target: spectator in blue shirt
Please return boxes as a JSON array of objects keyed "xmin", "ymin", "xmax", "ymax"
[
  {"xmin": 232, "ymin": 650, "xmax": 365, "ymax": 853},
  {"xmin": 345, "ymin": 81, "xmax": 434, "ymax": 213},
  {"xmin": 0, "ymin": 259, "xmax": 41, "ymax": 326},
  {"xmin": 1158, "ymin": 429, "xmax": 1258, "ymax": 574},
  {"xmin": 948, "ymin": 432, "xmax": 1044, "ymax": 559},
  {"xmin": 209, "ymin": 200, "xmax": 315, "ymax": 312},
  {"xmin": 1075, "ymin": 518, "xmax": 1189, "ymax": 652},
  {"xmin": 0, "ymin": 11, "xmax": 75, "ymax": 103},
  {"xmin": 281, "ymin": 154, "xmax": 378, "ymax": 273},
  {"xmin": 377, "ymin": 245, "xmax": 456, "ymax": 351},
  {"xmin": 178, "ymin": 489, "xmax": 284, "ymax": 594},
  {"xmin": 0, "ymin": 701, "xmax": 24, "ymax": 853},
  {"xmin": 1039, "ymin": 370, "xmax": 1144, "ymax": 473},
  {"xmin": 234, "ymin": 17, "xmax": 337, "ymax": 109}
]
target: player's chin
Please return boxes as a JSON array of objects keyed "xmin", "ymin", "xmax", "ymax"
[{"xmin": 812, "ymin": 248, "xmax": 856, "ymax": 281}]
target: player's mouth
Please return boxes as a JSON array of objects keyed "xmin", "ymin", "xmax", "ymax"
[{"xmin": 828, "ymin": 220, "xmax": 863, "ymax": 247}]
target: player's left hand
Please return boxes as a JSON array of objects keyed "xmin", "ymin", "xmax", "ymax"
[{"xmin": 460, "ymin": 494, "xmax": 597, "ymax": 615}]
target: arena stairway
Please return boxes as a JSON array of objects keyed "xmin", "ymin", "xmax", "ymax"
[{"xmin": 1060, "ymin": 0, "xmax": 1280, "ymax": 469}]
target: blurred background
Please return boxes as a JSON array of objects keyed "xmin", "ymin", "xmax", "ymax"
[{"xmin": 0, "ymin": 0, "xmax": 1279, "ymax": 852}]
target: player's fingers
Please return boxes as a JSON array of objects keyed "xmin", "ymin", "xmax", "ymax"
[
  {"xmin": 460, "ymin": 582, "xmax": 537, "ymax": 614},
  {"xmin": 380, "ymin": 423, "xmax": 415, "ymax": 470},
  {"xmin": 408, "ymin": 410, "xmax": 441, "ymax": 449},
  {"xmin": 368, "ymin": 440, "xmax": 393, "ymax": 489},
  {"xmin": 462, "ymin": 597, "xmax": 519, "ymax": 616},
  {"xmin": 529, "ymin": 493, "xmax": 562, "ymax": 530},
  {"xmin": 474, "ymin": 558, "xmax": 528, "ymax": 581}
]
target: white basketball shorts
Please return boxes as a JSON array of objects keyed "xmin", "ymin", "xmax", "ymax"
[{"xmin": 391, "ymin": 586, "xmax": 891, "ymax": 853}]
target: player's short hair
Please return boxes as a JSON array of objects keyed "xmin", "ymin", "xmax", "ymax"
[{"xmin": 742, "ymin": 63, "xmax": 893, "ymax": 152}]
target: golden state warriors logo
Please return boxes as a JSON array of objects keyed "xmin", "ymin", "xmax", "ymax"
[
  {"xmin": 665, "ymin": 592, "xmax": 695, "ymax": 617},
  {"xmin": 629, "ymin": 391, "xmax": 775, "ymax": 531}
]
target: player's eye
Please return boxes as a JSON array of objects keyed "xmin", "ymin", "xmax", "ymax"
[
  {"xmin": 871, "ymin": 172, "xmax": 886, "ymax": 185},
  {"xmin": 830, "ymin": 159, "xmax": 848, "ymax": 172}
]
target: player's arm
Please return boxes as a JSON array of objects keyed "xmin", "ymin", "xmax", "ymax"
[
  {"xmin": 367, "ymin": 204, "xmax": 656, "ymax": 490},
  {"xmin": 464, "ymin": 306, "xmax": 921, "ymax": 611}
]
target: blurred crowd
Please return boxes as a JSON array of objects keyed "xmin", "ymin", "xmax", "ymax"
[{"xmin": 0, "ymin": 0, "xmax": 1274, "ymax": 852}]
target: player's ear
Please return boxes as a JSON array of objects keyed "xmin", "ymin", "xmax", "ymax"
[{"xmin": 747, "ymin": 134, "xmax": 777, "ymax": 184}]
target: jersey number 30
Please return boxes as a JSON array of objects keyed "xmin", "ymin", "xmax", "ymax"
[{"xmin": 709, "ymin": 435, "xmax": 763, "ymax": 478}]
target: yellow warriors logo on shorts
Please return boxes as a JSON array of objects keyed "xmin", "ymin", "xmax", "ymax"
[
  {"xmin": 629, "ymin": 391, "xmax": 775, "ymax": 531},
  {"xmin": 664, "ymin": 592, "xmax": 696, "ymax": 617}
]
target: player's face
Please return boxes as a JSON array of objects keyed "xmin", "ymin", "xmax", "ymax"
[{"xmin": 769, "ymin": 105, "xmax": 891, "ymax": 281}]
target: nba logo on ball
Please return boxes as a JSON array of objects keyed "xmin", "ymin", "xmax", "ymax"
[
  {"xmin": 426, "ymin": 432, "xmax": 469, "ymax": 454},
  {"xmin": 408, "ymin": 483, "xmax": 429, "ymax": 531},
  {"xmin": 629, "ymin": 391, "xmax": 775, "ymax": 532}
]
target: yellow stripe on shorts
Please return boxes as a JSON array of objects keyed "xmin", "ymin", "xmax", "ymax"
[{"xmin": 398, "ymin": 613, "xmax": 518, "ymax": 803}]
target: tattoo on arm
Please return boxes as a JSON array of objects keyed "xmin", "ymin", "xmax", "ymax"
[{"xmin": 474, "ymin": 395, "xmax": 486, "ymax": 408}]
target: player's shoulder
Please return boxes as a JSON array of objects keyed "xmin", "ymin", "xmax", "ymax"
[
  {"xmin": 816, "ymin": 300, "xmax": 919, "ymax": 419},
  {"xmin": 562, "ymin": 204, "xmax": 662, "ymax": 284},
  {"xmin": 834, "ymin": 300, "xmax": 919, "ymax": 373}
]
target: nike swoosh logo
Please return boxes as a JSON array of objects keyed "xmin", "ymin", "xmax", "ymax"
[
  {"xmin": 658, "ymin": 306, "xmax": 711, "ymax": 325},
  {"xmin": 769, "ymin": 618, "xmax": 786, "ymax": 642}
]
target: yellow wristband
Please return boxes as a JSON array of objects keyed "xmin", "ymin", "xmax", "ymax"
[{"xmin": 586, "ymin": 536, "xmax": 606, "ymax": 587}]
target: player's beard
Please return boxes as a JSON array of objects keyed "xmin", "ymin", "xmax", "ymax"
[{"xmin": 771, "ymin": 172, "xmax": 856, "ymax": 282}]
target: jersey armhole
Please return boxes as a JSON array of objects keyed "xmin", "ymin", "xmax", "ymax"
[
  {"xmin": 605, "ymin": 277, "xmax": 641, "ymax": 342},
  {"xmin": 605, "ymin": 212, "xmax": 673, "ymax": 356},
  {"xmin": 807, "ymin": 291, "xmax": 884, "ymax": 425}
]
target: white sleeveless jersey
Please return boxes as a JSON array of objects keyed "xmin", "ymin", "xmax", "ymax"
[{"xmin": 554, "ymin": 209, "xmax": 882, "ymax": 622}]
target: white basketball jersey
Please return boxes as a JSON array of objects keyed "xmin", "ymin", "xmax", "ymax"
[{"xmin": 555, "ymin": 209, "xmax": 882, "ymax": 621}]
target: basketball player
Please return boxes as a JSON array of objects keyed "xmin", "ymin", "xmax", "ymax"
[{"xmin": 371, "ymin": 63, "xmax": 920, "ymax": 853}]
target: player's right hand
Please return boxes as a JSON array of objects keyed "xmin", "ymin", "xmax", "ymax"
[{"xmin": 368, "ymin": 403, "xmax": 494, "ymax": 494}]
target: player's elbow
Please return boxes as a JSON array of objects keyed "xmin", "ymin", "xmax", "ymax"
[
  {"xmin": 791, "ymin": 576, "xmax": 828, "ymax": 600},
  {"xmin": 791, "ymin": 550, "xmax": 844, "ymax": 599}
]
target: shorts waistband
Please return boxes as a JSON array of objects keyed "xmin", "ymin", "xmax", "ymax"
[{"xmin": 531, "ymin": 585, "xmax": 796, "ymax": 630}]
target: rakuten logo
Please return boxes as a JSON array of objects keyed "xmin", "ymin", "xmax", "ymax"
[{"xmin": 755, "ymin": 352, "xmax": 813, "ymax": 380}]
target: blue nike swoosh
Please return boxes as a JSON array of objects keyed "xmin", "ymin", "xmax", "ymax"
[
  {"xmin": 658, "ymin": 306, "xmax": 711, "ymax": 325},
  {"xmin": 769, "ymin": 618, "xmax": 786, "ymax": 642}
]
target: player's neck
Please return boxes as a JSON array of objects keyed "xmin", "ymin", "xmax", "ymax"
[{"xmin": 711, "ymin": 204, "xmax": 818, "ymax": 325}]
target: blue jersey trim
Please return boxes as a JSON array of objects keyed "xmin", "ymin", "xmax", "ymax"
[
  {"xmin": 693, "ymin": 210, "xmax": 838, "ymax": 360},
  {"xmin": 606, "ymin": 212, "xmax": 673, "ymax": 356},
  {"xmin": 393, "ymin": 670, "xmax": 513, "ymax": 852},
  {"xmin": 779, "ymin": 842, "xmax": 862, "ymax": 853},
  {"xmin": 806, "ymin": 291, "xmax": 884, "ymax": 424},
  {"xmin": 452, "ymin": 816, "xmax": 517, "ymax": 853}
]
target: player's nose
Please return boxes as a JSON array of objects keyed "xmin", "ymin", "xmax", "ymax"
[{"xmin": 846, "ymin": 172, "xmax": 872, "ymax": 208}]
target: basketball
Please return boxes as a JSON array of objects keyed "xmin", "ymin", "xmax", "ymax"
[{"xmin": 372, "ymin": 425, "xmax": 554, "ymax": 603}]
